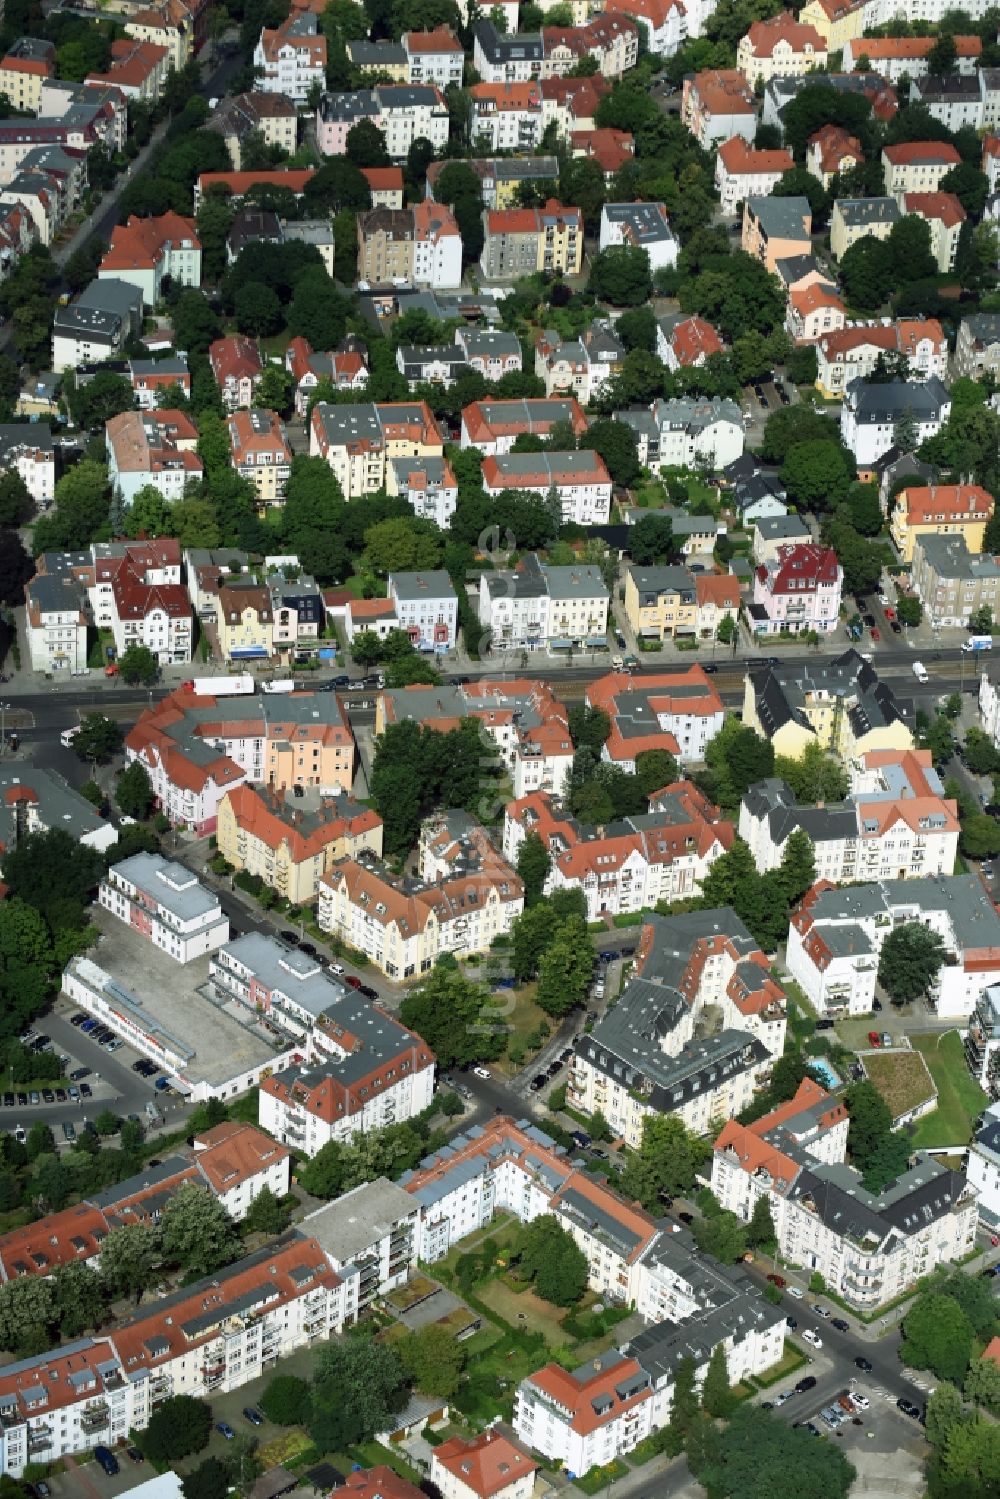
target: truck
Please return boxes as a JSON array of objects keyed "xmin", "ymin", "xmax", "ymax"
[
  {"xmin": 912, "ymin": 661, "xmax": 929, "ymax": 683},
  {"xmin": 262, "ymin": 679, "xmax": 296, "ymax": 694},
  {"xmin": 962, "ymin": 636, "xmax": 994, "ymax": 654},
  {"xmin": 179, "ymin": 674, "xmax": 255, "ymax": 696}
]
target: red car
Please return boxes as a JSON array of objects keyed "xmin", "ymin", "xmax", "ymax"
[
  {"xmin": 767, "ymin": 1273, "xmax": 787, "ymax": 1287},
  {"xmin": 345, "ymin": 975, "xmax": 363, "ymax": 989},
  {"xmin": 869, "ymin": 626, "xmax": 880, "ymax": 641},
  {"xmin": 868, "ymin": 1031, "xmax": 882, "ymax": 1047},
  {"xmin": 883, "ymin": 606, "xmax": 896, "ymax": 622}
]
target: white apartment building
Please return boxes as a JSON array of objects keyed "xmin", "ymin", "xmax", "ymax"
[
  {"xmin": 481, "ymin": 450, "xmax": 612, "ymax": 526},
  {"xmin": 431, "ymin": 1433, "xmax": 536, "ymax": 1499},
  {"xmin": 739, "ymin": 749, "xmax": 960, "ymax": 886},
  {"xmin": 24, "ymin": 558, "xmax": 87, "ymax": 674},
  {"xmin": 598, "ymin": 202, "xmax": 678, "ymax": 273},
  {"xmin": 403, "ymin": 27, "xmax": 464, "ymax": 87},
  {"xmin": 619, "ymin": 397, "xmax": 745, "ymax": 474},
  {"xmin": 565, "ymin": 910, "xmax": 785, "ymax": 1145},
  {"xmin": 714, "ymin": 136, "xmax": 794, "ymax": 214},
  {"xmin": 712, "ymin": 1077, "xmax": 978, "ymax": 1310},
  {"xmin": 787, "ymin": 874, "xmax": 1000, "ymax": 1018},
  {"xmin": 0, "ymin": 425, "xmax": 53, "ymax": 506},
  {"xmin": 515, "ymin": 1357, "xmax": 654, "ymax": 1476},
  {"xmin": 191, "ymin": 1121, "xmax": 292, "ymax": 1221},
  {"xmin": 387, "ymin": 570, "xmax": 458, "ymax": 652},
  {"xmin": 253, "ymin": 13, "xmax": 326, "ymax": 103},
  {"xmin": 966, "ymin": 1104, "xmax": 1000, "ymax": 1224},
  {"xmin": 98, "ymin": 853, "xmax": 230, "ymax": 963},
  {"xmin": 478, "ymin": 552, "xmax": 609, "ymax": 654},
  {"xmin": 469, "ymin": 82, "xmax": 542, "ymax": 151},
  {"xmin": 386, "ymin": 455, "xmax": 457, "ymax": 530},
  {"xmin": 841, "ymin": 376, "xmax": 951, "ymax": 468},
  {"xmin": 978, "ymin": 670, "xmax": 1000, "ymax": 750},
  {"xmin": 301, "ymin": 1179, "xmax": 420, "ymax": 1312}
]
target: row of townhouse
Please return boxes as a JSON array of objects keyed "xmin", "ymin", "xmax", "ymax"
[
  {"xmin": 0, "ymin": 1232, "xmax": 353, "ymax": 1476},
  {"xmin": 316, "ymin": 841, "xmax": 524, "ymax": 979},
  {"xmin": 742, "ymin": 648, "xmax": 915, "ymax": 762},
  {"xmin": 567, "ymin": 910, "xmax": 787, "ymax": 1142},
  {"xmin": 356, "ymin": 200, "xmax": 462, "ymax": 290},
  {"xmin": 478, "ymin": 551, "xmax": 609, "ymax": 652},
  {"xmin": 285, "ymin": 334, "xmax": 367, "ymax": 414},
  {"xmin": 842, "ymin": 32, "xmax": 982, "ymax": 80},
  {"xmin": 471, "ymin": 15, "xmax": 638, "ymax": 82},
  {"xmin": 253, "ymin": 12, "xmax": 325, "ymax": 103},
  {"xmin": 713, "ymin": 1076, "xmax": 977, "ymax": 1311},
  {"xmin": 787, "ymin": 873, "xmax": 1000, "ymax": 1018},
  {"xmin": 739, "ymin": 747, "xmax": 960, "ymax": 887},
  {"xmin": 460, "ymin": 395, "xmax": 587, "ymax": 453},
  {"xmin": 396, "ymin": 328, "xmax": 522, "ymax": 389},
  {"xmin": 316, "ymin": 85, "xmax": 449, "ymax": 159},
  {"xmin": 348, "ymin": 26, "xmax": 464, "ymax": 88},
  {"xmin": 375, "ymin": 677, "xmax": 575, "ymax": 801},
  {"xmin": 623, "ymin": 563, "xmax": 740, "ymax": 645},
  {"xmin": 0, "ymin": 1123, "xmax": 291, "ymax": 1287},
  {"xmin": 123, "ymin": 687, "xmax": 356, "ymax": 832},
  {"xmin": 618, "ymin": 396, "xmax": 745, "ymax": 472},
  {"xmin": 343, "ymin": 569, "xmax": 458, "ymax": 652},
  {"xmin": 483, "ymin": 448, "xmax": 610, "ymax": 525},
  {"xmin": 813, "ymin": 318, "xmax": 948, "ymax": 398},
  {"xmin": 467, "ymin": 74, "xmax": 611, "ymax": 151},
  {"xmin": 479, "ymin": 199, "xmax": 583, "ymax": 280},
  {"xmin": 503, "ymin": 782, "xmax": 734, "ymax": 920},
  {"xmin": 310, "ymin": 400, "xmax": 445, "ymax": 501},
  {"xmin": 534, "ymin": 321, "xmax": 625, "ymax": 406},
  {"xmin": 0, "ymin": 140, "xmax": 85, "ymax": 250},
  {"xmin": 193, "ymin": 167, "xmax": 316, "ymax": 211}
]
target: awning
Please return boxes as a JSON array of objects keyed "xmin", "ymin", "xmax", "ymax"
[
  {"xmin": 229, "ymin": 647, "xmax": 268, "ymax": 658},
  {"xmin": 549, "ymin": 638, "xmax": 573, "ymax": 650},
  {"xmin": 586, "ymin": 637, "xmax": 608, "ymax": 648}
]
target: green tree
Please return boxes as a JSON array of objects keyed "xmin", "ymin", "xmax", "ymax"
[
  {"xmin": 73, "ymin": 714, "xmax": 122, "ymax": 765},
  {"xmin": 52, "ymin": 1261, "xmax": 106, "ymax": 1339},
  {"xmin": 701, "ymin": 1342, "xmax": 737, "ymax": 1418},
  {"xmin": 516, "ymin": 831, "xmax": 550, "ymax": 906},
  {"xmin": 581, "ymin": 418, "xmax": 641, "ymax": 487},
  {"xmin": 926, "ymin": 1380, "xmax": 964, "ymax": 1448},
  {"xmin": 777, "ymin": 828, "xmax": 816, "ymax": 908},
  {"xmin": 966, "ymin": 1355, "xmax": 1000, "ymax": 1412},
  {"xmin": 363, "ymin": 516, "xmax": 443, "ymax": 575},
  {"xmin": 774, "ymin": 742, "xmax": 849, "ymax": 803},
  {"xmin": 619, "ymin": 1114, "xmax": 709, "ymax": 1211},
  {"xmin": 693, "ymin": 1405, "xmax": 855, "ymax": 1499},
  {"xmin": 0, "ymin": 471, "xmax": 32, "ymax": 527},
  {"xmin": 399, "ymin": 961, "xmax": 506, "ymax": 1071},
  {"xmin": 901, "ymin": 1291, "xmax": 975, "ymax": 1384},
  {"xmin": 877, "ymin": 921, "xmax": 947, "ymax": 1004},
  {"xmin": 116, "ymin": 761, "xmax": 154, "ymax": 820},
  {"xmin": 518, "ymin": 1214, "xmax": 589, "ymax": 1306},
  {"xmin": 692, "ymin": 1208, "xmax": 747, "ymax": 1264},
  {"xmin": 98, "ymin": 1222, "xmax": 160, "ymax": 1301},
  {"xmin": 141, "ymin": 1395, "xmax": 212, "ymax": 1463},
  {"xmin": 243, "ymin": 1185, "xmax": 287, "ymax": 1235},
  {"xmin": 308, "ymin": 1338, "xmax": 409, "ymax": 1451},
  {"xmin": 897, "ymin": 594, "xmax": 922, "ymax": 627},
  {"xmin": 746, "ymin": 1195, "xmax": 776, "ymax": 1250},
  {"xmin": 260, "ymin": 1374, "xmax": 310, "ymax": 1426},
  {"xmin": 588, "ymin": 244, "xmax": 652, "ymax": 306},
  {"xmin": 159, "ymin": 1184, "xmax": 240, "ymax": 1278},
  {"xmin": 970, "ymin": 605, "xmax": 995, "ymax": 635},
  {"xmin": 536, "ymin": 918, "xmax": 593, "ymax": 1018},
  {"xmin": 183, "ymin": 1457, "xmax": 229, "ymax": 1499},
  {"xmin": 838, "ymin": 234, "xmax": 894, "ymax": 309},
  {"xmin": 0, "ymin": 1275, "xmax": 55, "ymax": 1355},
  {"xmin": 845, "ymin": 1079, "xmax": 893, "ymax": 1170},
  {"xmin": 3, "ymin": 829, "xmax": 104, "ymax": 934},
  {"xmin": 635, "ymin": 748, "xmax": 679, "ymax": 796},
  {"xmin": 781, "ymin": 440, "xmax": 854, "ymax": 511},
  {"xmin": 118, "ymin": 643, "xmax": 159, "ymax": 686},
  {"xmin": 398, "ymin": 1323, "xmax": 466, "ymax": 1398}
]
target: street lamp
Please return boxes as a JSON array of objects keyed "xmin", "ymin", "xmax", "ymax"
[{"xmin": 0, "ymin": 702, "xmax": 11, "ymax": 755}]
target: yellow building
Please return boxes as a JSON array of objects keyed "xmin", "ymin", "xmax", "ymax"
[
  {"xmin": 227, "ymin": 409, "xmax": 292, "ymax": 510},
  {"xmin": 217, "ymin": 580, "xmax": 274, "ymax": 662},
  {"xmin": 624, "ymin": 564, "xmax": 740, "ymax": 642},
  {"xmin": 216, "ymin": 783, "xmax": 383, "ymax": 905},
  {"xmin": 309, "ymin": 400, "xmax": 445, "ymax": 501},
  {"xmin": 829, "ymin": 197, "xmax": 900, "ymax": 260},
  {"xmin": 124, "ymin": 0, "xmax": 196, "ymax": 70},
  {"xmin": 735, "ymin": 11, "xmax": 827, "ymax": 85},
  {"xmin": 346, "ymin": 38, "xmax": 409, "ymax": 81},
  {"xmin": 743, "ymin": 658, "xmax": 915, "ymax": 761},
  {"xmin": 890, "ymin": 484, "xmax": 994, "ymax": 563},
  {"xmin": 798, "ymin": 0, "xmax": 865, "ymax": 49},
  {"xmin": 0, "ymin": 40, "xmax": 55, "ymax": 113}
]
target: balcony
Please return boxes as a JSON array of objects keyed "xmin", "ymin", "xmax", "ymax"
[{"xmin": 81, "ymin": 1403, "xmax": 110, "ymax": 1433}]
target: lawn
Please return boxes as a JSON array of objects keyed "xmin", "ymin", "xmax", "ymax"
[
  {"xmin": 476, "ymin": 1276, "xmax": 570, "ymax": 1346},
  {"xmin": 861, "ymin": 1049, "xmax": 937, "ymax": 1126},
  {"xmin": 751, "ymin": 1341, "xmax": 809, "ymax": 1388},
  {"xmin": 909, "ymin": 1031, "xmax": 986, "ymax": 1148},
  {"xmin": 489, "ymin": 982, "xmax": 553, "ymax": 1076}
]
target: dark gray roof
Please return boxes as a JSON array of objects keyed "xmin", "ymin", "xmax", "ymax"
[
  {"xmin": 846, "ymin": 375, "xmax": 950, "ymax": 423},
  {"xmin": 835, "ymin": 197, "xmax": 900, "ymax": 228}
]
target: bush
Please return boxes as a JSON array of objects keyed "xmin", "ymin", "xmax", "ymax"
[
  {"xmin": 809, "ymin": 1271, "xmax": 826, "ymax": 1293},
  {"xmin": 140, "ymin": 1395, "xmax": 212, "ymax": 1463},
  {"xmin": 260, "ymin": 1374, "xmax": 310, "ymax": 1427}
]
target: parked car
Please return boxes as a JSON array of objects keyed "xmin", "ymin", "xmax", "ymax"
[
  {"xmin": 897, "ymin": 1399, "xmax": 922, "ymax": 1420},
  {"xmin": 80, "ymin": 1083, "xmax": 92, "ymax": 1098},
  {"xmin": 785, "ymin": 1317, "xmax": 797, "ymax": 1331},
  {"xmin": 473, "ymin": 1067, "xmax": 491, "ymax": 1080},
  {"xmin": 95, "ymin": 1446, "xmax": 120, "ymax": 1476},
  {"xmin": 831, "ymin": 1317, "xmax": 850, "ymax": 1332},
  {"xmin": 786, "ymin": 1285, "xmax": 804, "ymax": 1299},
  {"xmin": 868, "ymin": 1031, "xmax": 882, "ymax": 1046},
  {"xmin": 126, "ymin": 1447, "xmax": 144, "ymax": 1464},
  {"xmin": 70, "ymin": 1066, "xmax": 91, "ymax": 1081},
  {"xmin": 855, "ymin": 1356, "xmax": 873, "ymax": 1372},
  {"xmin": 61, "ymin": 1121, "xmax": 76, "ymax": 1142},
  {"xmin": 216, "ymin": 1422, "xmax": 236, "ymax": 1441},
  {"xmin": 815, "ymin": 1018, "xmax": 835, "ymax": 1031},
  {"xmin": 766, "ymin": 1273, "xmax": 786, "ymax": 1287},
  {"xmin": 795, "ymin": 1376, "xmax": 817, "ymax": 1394},
  {"xmin": 814, "ymin": 1305, "xmax": 831, "ymax": 1319},
  {"xmin": 802, "ymin": 1328, "xmax": 822, "ymax": 1348},
  {"xmin": 243, "ymin": 1407, "xmax": 264, "ymax": 1427}
]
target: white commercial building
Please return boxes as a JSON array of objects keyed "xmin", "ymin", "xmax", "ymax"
[{"xmin": 98, "ymin": 853, "xmax": 230, "ymax": 963}]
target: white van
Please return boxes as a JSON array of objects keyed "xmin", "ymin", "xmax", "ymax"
[
  {"xmin": 60, "ymin": 725, "xmax": 80, "ymax": 748},
  {"xmin": 912, "ymin": 661, "xmax": 928, "ymax": 683}
]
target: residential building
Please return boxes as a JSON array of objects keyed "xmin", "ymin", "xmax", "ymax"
[
  {"xmin": 841, "ymin": 376, "xmax": 951, "ymax": 469},
  {"xmin": 84, "ymin": 534, "xmax": 192, "ymax": 666},
  {"xmin": 361, "ymin": 164, "xmax": 405, "ymax": 207},
  {"xmin": 568, "ymin": 910, "xmax": 786, "ymax": 1142},
  {"xmin": 209, "ymin": 335, "xmax": 263, "ymax": 412},
  {"xmin": 623, "ymin": 565, "xmax": 740, "ymax": 645},
  {"xmin": 51, "ymin": 278, "xmax": 142, "ymax": 372},
  {"xmin": 226, "ymin": 410, "xmax": 292, "ymax": 509},
  {"xmin": 740, "ymin": 748, "xmax": 960, "ymax": 886},
  {"xmin": 504, "ymin": 782, "xmax": 733, "ymax": 917},
  {"xmin": 356, "ymin": 201, "xmax": 462, "ymax": 290},
  {"xmin": 310, "ymin": 401, "xmax": 445, "ymax": 500},
  {"xmin": 478, "ymin": 551, "xmax": 609, "ymax": 652},
  {"xmin": 736, "ymin": 11, "xmax": 827, "ymax": 84},
  {"xmin": 881, "ymin": 140, "xmax": 962, "ymax": 196},
  {"xmin": 815, "ymin": 319, "xmax": 948, "ymax": 399},
  {"xmin": 619, "ymin": 397, "xmax": 744, "ymax": 472},
  {"xmin": 217, "ymin": 785, "xmax": 382, "ymax": 906},
  {"xmin": 203, "ymin": 91, "xmax": 298, "ymax": 171},
  {"xmin": 129, "ymin": 354, "xmax": 190, "ymax": 409},
  {"xmin": 285, "ymin": 335, "xmax": 367, "ymax": 416},
  {"xmin": 480, "ymin": 199, "xmax": 583, "ymax": 279},
  {"xmin": 377, "ymin": 678, "xmax": 575, "ymax": 801},
  {"xmin": 604, "ymin": 0, "xmax": 688, "ymax": 58},
  {"xmin": 97, "ymin": 211, "xmax": 200, "ymax": 308},
  {"xmin": 105, "ymin": 408, "xmax": 202, "ymax": 505},
  {"xmin": 193, "ymin": 168, "xmax": 315, "ymax": 211},
  {"xmin": 656, "ymin": 314, "xmax": 724, "ymax": 370},
  {"xmin": 539, "ymin": 72, "xmax": 609, "ymax": 136},
  {"xmin": 123, "ymin": 0, "xmax": 210, "ymax": 71},
  {"xmin": 426, "ymin": 154, "xmax": 560, "ymax": 210},
  {"xmin": 890, "ymin": 482, "xmax": 993, "ymax": 562},
  {"xmin": 216, "ymin": 581, "xmax": 273, "ymax": 664},
  {"xmin": 788, "ymin": 874, "xmax": 1000, "ymax": 1018},
  {"xmin": 515, "ymin": 1357, "xmax": 654, "ymax": 1475},
  {"xmin": 461, "ymin": 397, "xmax": 587, "ymax": 454},
  {"xmin": 454, "ymin": 327, "xmax": 522, "ymax": 379},
  {"xmin": 753, "ymin": 514, "xmax": 813, "ymax": 562},
  {"xmin": 909, "ymin": 70, "xmax": 985, "ymax": 130},
  {"xmin": 385, "ymin": 570, "xmax": 457, "ymax": 652},
  {"xmin": 347, "ymin": 38, "xmax": 407, "ymax": 78},
  {"xmin": 267, "ymin": 565, "xmax": 325, "ymax": 656},
  {"xmin": 24, "ymin": 553, "xmax": 88, "ymax": 673},
  {"xmin": 98, "ymin": 853, "xmax": 229, "ymax": 963},
  {"xmin": 0, "ymin": 764, "xmax": 118, "ymax": 854},
  {"xmin": 253, "ymin": 12, "xmax": 326, "ymax": 103},
  {"xmin": 316, "ymin": 85, "xmax": 450, "ymax": 159},
  {"xmin": 124, "ymin": 688, "xmax": 355, "ymax": 832},
  {"xmin": 911, "ymin": 534, "xmax": 1000, "ymax": 628},
  {"xmin": 955, "ymin": 313, "xmax": 1000, "ymax": 378},
  {"xmin": 901, "ymin": 190, "xmax": 965, "ymax": 272},
  {"xmin": 317, "ymin": 845, "xmax": 523, "ymax": 978},
  {"xmin": 712, "ymin": 1076, "xmax": 976, "ymax": 1309},
  {"xmin": 469, "ymin": 80, "xmax": 542, "ymax": 151},
  {"xmin": 403, "ymin": 26, "xmax": 464, "ymax": 87},
  {"xmin": 742, "ymin": 649, "xmax": 914, "ymax": 761},
  {"xmin": 430, "ymin": 1432, "xmax": 536, "ymax": 1499},
  {"xmin": 786, "ymin": 280, "xmax": 847, "ymax": 344},
  {"xmin": 750, "ymin": 543, "xmax": 843, "ymax": 637},
  {"xmin": 587, "ymin": 667, "xmax": 726, "ymax": 768},
  {"xmin": 387, "ymin": 455, "xmax": 458, "ymax": 530},
  {"xmin": 967, "ymin": 1102, "xmax": 1000, "ymax": 1218},
  {"xmin": 0, "ymin": 423, "xmax": 53, "ymax": 505},
  {"xmin": 741, "ymin": 195, "xmax": 812, "ymax": 272},
  {"xmin": 843, "ymin": 32, "xmax": 981, "ymax": 80},
  {"xmin": 534, "ymin": 321, "xmax": 625, "ymax": 404},
  {"xmin": 805, "ymin": 123, "xmax": 863, "ymax": 186},
  {"xmin": 598, "ymin": 201, "xmax": 677, "ymax": 271},
  {"xmin": 681, "ymin": 68, "xmax": 755, "ymax": 146},
  {"xmin": 714, "ymin": 136, "xmax": 794, "ymax": 214},
  {"xmin": 472, "ymin": 22, "xmax": 543, "ymax": 83},
  {"xmin": 830, "ymin": 195, "xmax": 900, "ymax": 257},
  {"xmin": 0, "ymin": 39, "xmax": 55, "ymax": 113},
  {"xmin": 541, "ymin": 15, "xmax": 640, "ymax": 77},
  {"xmin": 481, "ymin": 450, "xmax": 612, "ymax": 526}
]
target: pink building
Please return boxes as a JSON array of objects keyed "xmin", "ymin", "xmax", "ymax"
[{"xmin": 751, "ymin": 542, "xmax": 842, "ymax": 636}]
